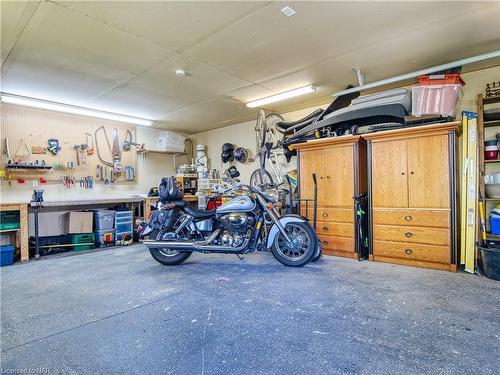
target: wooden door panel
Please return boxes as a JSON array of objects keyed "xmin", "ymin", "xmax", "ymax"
[
  {"xmin": 371, "ymin": 140, "xmax": 408, "ymax": 208},
  {"xmin": 408, "ymin": 135, "xmax": 450, "ymax": 208},
  {"xmin": 299, "ymin": 150, "xmax": 324, "ymax": 202},
  {"xmin": 323, "ymin": 146, "xmax": 354, "ymax": 207}
]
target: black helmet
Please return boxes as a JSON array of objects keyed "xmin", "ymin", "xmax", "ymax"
[
  {"xmin": 227, "ymin": 165, "xmax": 240, "ymax": 178},
  {"xmin": 221, "ymin": 143, "xmax": 234, "ymax": 163}
]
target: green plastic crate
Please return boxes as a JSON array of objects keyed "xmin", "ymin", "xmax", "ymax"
[
  {"xmin": 71, "ymin": 233, "xmax": 95, "ymax": 251},
  {"xmin": 0, "ymin": 211, "xmax": 20, "ymax": 231}
]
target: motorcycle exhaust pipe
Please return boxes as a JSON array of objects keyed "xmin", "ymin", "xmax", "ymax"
[
  {"xmin": 142, "ymin": 229, "xmax": 252, "ymax": 254},
  {"xmin": 141, "ymin": 229, "xmax": 221, "ymax": 250}
]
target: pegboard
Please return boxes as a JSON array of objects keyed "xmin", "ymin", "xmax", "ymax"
[{"xmin": 0, "ymin": 103, "xmax": 138, "ymax": 185}]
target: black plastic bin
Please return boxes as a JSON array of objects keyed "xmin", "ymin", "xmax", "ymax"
[{"xmin": 479, "ymin": 246, "xmax": 500, "ymax": 281}]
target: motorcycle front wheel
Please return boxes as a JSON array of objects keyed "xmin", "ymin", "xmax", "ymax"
[
  {"xmin": 149, "ymin": 230, "xmax": 192, "ymax": 266},
  {"xmin": 271, "ymin": 222, "xmax": 317, "ymax": 267}
]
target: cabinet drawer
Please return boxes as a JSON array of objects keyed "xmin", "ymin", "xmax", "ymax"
[
  {"xmin": 373, "ymin": 240, "xmax": 450, "ymax": 264},
  {"xmin": 301, "ymin": 205, "xmax": 353, "ymax": 223},
  {"xmin": 316, "ymin": 221, "xmax": 353, "ymax": 237},
  {"xmin": 373, "ymin": 209, "xmax": 449, "ymax": 228},
  {"xmin": 319, "ymin": 235, "xmax": 355, "ymax": 257},
  {"xmin": 373, "ymin": 225, "xmax": 450, "ymax": 246}
]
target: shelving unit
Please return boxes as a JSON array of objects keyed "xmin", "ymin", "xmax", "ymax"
[{"xmin": 478, "ymin": 93, "xmax": 500, "ymax": 236}]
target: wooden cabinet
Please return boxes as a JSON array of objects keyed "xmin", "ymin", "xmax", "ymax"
[
  {"xmin": 364, "ymin": 122, "xmax": 460, "ymax": 272},
  {"xmin": 294, "ymin": 136, "xmax": 367, "ymax": 259}
]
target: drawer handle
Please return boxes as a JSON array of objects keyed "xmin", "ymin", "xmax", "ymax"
[
  {"xmin": 322, "ymin": 213, "xmax": 328, "ymax": 217},
  {"xmin": 405, "ymin": 232, "xmax": 413, "ymax": 238},
  {"xmin": 320, "ymin": 176, "xmax": 324, "ymax": 179},
  {"xmin": 405, "ymin": 249, "xmax": 413, "ymax": 255},
  {"xmin": 322, "ymin": 226, "xmax": 328, "ymax": 232},
  {"xmin": 322, "ymin": 240, "xmax": 329, "ymax": 245},
  {"xmin": 326, "ymin": 176, "xmax": 331, "ymax": 179},
  {"xmin": 405, "ymin": 215, "xmax": 412, "ymax": 221}
]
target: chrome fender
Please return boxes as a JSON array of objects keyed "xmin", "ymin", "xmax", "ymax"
[{"xmin": 266, "ymin": 214, "xmax": 309, "ymax": 249}]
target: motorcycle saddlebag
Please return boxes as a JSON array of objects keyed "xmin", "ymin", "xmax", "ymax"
[
  {"xmin": 158, "ymin": 176, "xmax": 184, "ymax": 203},
  {"xmin": 148, "ymin": 209, "xmax": 176, "ymax": 231}
]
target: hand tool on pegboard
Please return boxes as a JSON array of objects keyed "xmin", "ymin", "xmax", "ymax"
[
  {"xmin": 73, "ymin": 145, "xmax": 81, "ymax": 166},
  {"xmin": 85, "ymin": 133, "xmax": 94, "ymax": 155}
]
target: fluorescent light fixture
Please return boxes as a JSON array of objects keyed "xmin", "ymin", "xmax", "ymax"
[
  {"xmin": 0, "ymin": 93, "xmax": 153, "ymax": 126},
  {"xmin": 332, "ymin": 49, "xmax": 500, "ymax": 97},
  {"xmin": 246, "ymin": 85, "xmax": 316, "ymax": 108}
]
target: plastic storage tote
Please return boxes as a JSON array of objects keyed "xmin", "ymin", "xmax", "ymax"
[
  {"xmin": 411, "ymin": 84, "xmax": 463, "ymax": 118},
  {"xmin": 93, "ymin": 210, "xmax": 115, "ymax": 231},
  {"xmin": 71, "ymin": 233, "xmax": 95, "ymax": 251},
  {"xmin": 490, "ymin": 217, "xmax": 500, "ymax": 235},
  {"xmin": 115, "ymin": 221, "xmax": 133, "ymax": 234},
  {"xmin": 156, "ymin": 131, "xmax": 186, "ymax": 152},
  {"xmin": 115, "ymin": 211, "xmax": 133, "ymax": 222},
  {"xmin": 418, "ymin": 74, "xmax": 465, "ymax": 86},
  {"xmin": 94, "ymin": 229, "xmax": 115, "ymax": 248},
  {"xmin": 0, "ymin": 245, "xmax": 15, "ymax": 266}
]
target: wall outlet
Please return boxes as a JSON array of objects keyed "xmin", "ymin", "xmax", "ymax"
[{"xmin": 32, "ymin": 179, "xmax": 39, "ymax": 187}]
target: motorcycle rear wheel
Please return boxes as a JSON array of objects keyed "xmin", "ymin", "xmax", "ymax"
[
  {"xmin": 149, "ymin": 248, "xmax": 192, "ymax": 265},
  {"xmin": 149, "ymin": 230, "xmax": 192, "ymax": 266},
  {"xmin": 271, "ymin": 222, "xmax": 317, "ymax": 267}
]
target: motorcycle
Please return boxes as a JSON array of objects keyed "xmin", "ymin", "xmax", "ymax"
[{"xmin": 138, "ymin": 176, "xmax": 321, "ymax": 267}]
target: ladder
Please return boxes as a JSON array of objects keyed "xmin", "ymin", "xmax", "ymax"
[{"xmin": 460, "ymin": 112, "xmax": 478, "ymax": 273}]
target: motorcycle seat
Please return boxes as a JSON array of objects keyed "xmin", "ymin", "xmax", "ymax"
[{"xmin": 183, "ymin": 206, "xmax": 216, "ymax": 219}]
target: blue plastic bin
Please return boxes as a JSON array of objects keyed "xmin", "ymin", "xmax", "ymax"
[
  {"xmin": 115, "ymin": 211, "xmax": 133, "ymax": 220},
  {"xmin": 0, "ymin": 245, "xmax": 15, "ymax": 266},
  {"xmin": 94, "ymin": 210, "xmax": 115, "ymax": 230},
  {"xmin": 116, "ymin": 221, "xmax": 133, "ymax": 233},
  {"xmin": 490, "ymin": 217, "xmax": 500, "ymax": 235}
]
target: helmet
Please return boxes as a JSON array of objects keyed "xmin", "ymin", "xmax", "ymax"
[
  {"xmin": 227, "ymin": 166, "xmax": 240, "ymax": 178},
  {"xmin": 221, "ymin": 143, "xmax": 234, "ymax": 163},
  {"xmin": 234, "ymin": 147, "xmax": 248, "ymax": 163}
]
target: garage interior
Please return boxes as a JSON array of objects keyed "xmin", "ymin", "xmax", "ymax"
[{"xmin": 1, "ymin": 1, "xmax": 500, "ymax": 374}]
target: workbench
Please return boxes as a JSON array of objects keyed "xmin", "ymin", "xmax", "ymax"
[
  {"xmin": 2, "ymin": 195, "xmax": 200, "ymax": 263},
  {"xmin": 0, "ymin": 202, "xmax": 29, "ymax": 262}
]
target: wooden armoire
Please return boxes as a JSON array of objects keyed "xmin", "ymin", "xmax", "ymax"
[
  {"xmin": 293, "ymin": 136, "xmax": 367, "ymax": 259},
  {"xmin": 363, "ymin": 122, "xmax": 460, "ymax": 272}
]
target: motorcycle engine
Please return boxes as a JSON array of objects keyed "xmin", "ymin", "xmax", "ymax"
[{"xmin": 219, "ymin": 212, "xmax": 254, "ymax": 247}]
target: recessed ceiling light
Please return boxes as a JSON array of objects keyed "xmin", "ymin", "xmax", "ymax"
[
  {"xmin": 175, "ymin": 69, "xmax": 186, "ymax": 77},
  {"xmin": 281, "ymin": 6, "xmax": 296, "ymax": 18},
  {"xmin": 246, "ymin": 85, "xmax": 316, "ymax": 108},
  {"xmin": 0, "ymin": 93, "xmax": 153, "ymax": 126}
]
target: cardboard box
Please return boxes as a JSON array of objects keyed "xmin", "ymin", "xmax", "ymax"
[{"xmin": 64, "ymin": 211, "xmax": 93, "ymax": 234}]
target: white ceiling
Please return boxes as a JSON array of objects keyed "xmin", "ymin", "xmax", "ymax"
[{"xmin": 2, "ymin": 1, "xmax": 500, "ymax": 133}]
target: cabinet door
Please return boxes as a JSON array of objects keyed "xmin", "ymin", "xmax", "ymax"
[
  {"xmin": 299, "ymin": 150, "xmax": 324, "ymax": 202},
  {"xmin": 371, "ymin": 140, "xmax": 408, "ymax": 208},
  {"xmin": 408, "ymin": 135, "xmax": 449, "ymax": 208},
  {"xmin": 323, "ymin": 146, "xmax": 354, "ymax": 207}
]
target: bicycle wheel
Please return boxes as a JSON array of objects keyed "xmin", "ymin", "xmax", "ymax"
[{"xmin": 249, "ymin": 168, "xmax": 274, "ymax": 189}]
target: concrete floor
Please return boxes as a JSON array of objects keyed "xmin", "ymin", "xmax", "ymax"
[{"xmin": 1, "ymin": 245, "xmax": 499, "ymax": 375}]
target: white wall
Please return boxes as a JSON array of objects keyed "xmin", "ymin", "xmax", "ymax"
[{"xmin": 191, "ymin": 66, "xmax": 500, "ymax": 184}]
